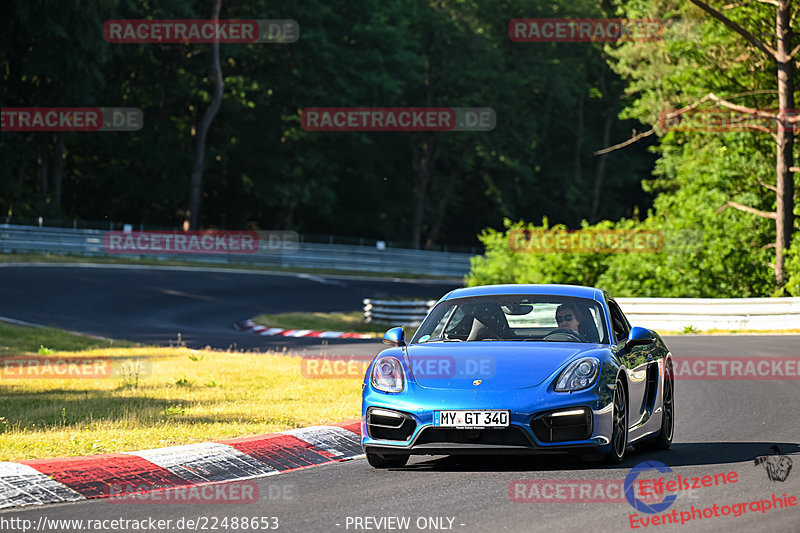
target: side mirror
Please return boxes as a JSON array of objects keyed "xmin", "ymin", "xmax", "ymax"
[
  {"xmin": 625, "ymin": 326, "xmax": 654, "ymax": 350},
  {"xmin": 382, "ymin": 327, "xmax": 406, "ymax": 347}
]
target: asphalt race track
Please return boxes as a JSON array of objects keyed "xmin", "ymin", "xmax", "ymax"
[
  {"xmin": 1, "ymin": 264, "xmax": 798, "ymax": 532},
  {"xmin": 0, "ymin": 263, "xmax": 460, "ymax": 353},
  {"xmin": 2, "ymin": 334, "xmax": 798, "ymax": 532}
]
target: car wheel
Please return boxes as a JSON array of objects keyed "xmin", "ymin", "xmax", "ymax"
[
  {"xmin": 366, "ymin": 452, "xmax": 410, "ymax": 469},
  {"xmin": 638, "ymin": 371, "xmax": 674, "ymax": 451},
  {"xmin": 605, "ymin": 377, "xmax": 628, "ymax": 464}
]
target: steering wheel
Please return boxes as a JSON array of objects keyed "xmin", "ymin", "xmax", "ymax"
[{"xmin": 543, "ymin": 328, "xmax": 586, "ymax": 342}]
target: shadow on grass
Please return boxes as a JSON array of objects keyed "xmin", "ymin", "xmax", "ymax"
[
  {"xmin": 0, "ymin": 387, "xmax": 309, "ymax": 430},
  {"xmin": 0, "ymin": 388, "xmax": 191, "ymax": 428}
]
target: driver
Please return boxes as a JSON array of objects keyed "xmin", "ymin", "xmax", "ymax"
[{"xmin": 555, "ymin": 304, "xmax": 581, "ymax": 335}]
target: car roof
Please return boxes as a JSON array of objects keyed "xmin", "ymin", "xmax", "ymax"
[{"xmin": 439, "ymin": 284, "xmax": 607, "ymax": 303}]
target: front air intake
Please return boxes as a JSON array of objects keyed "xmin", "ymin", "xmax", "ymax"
[
  {"xmin": 531, "ymin": 408, "xmax": 592, "ymax": 443},
  {"xmin": 366, "ymin": 408, "xmax": 416, "ymax": 441}
]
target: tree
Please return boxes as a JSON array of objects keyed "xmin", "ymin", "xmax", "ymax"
[
  {"xmin": 185, "ymin": 0, "xmax": 224, "ymax": 230},
  {"xmin": 687, "ymin": 0, "xmax": 796, "ymax": 286},
  {"xmin": 604, "ymin": 0, "xmax": 798, "ymax": 289}
]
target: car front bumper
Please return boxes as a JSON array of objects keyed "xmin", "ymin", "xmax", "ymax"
[{"xmin": 361, "ymin": 382, "xmax": 616, "ymax": 456}]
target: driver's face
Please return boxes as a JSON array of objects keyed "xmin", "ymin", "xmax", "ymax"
[{"xmin": 556, "ymin": 309, "xmax": 580, "ymax": 333}]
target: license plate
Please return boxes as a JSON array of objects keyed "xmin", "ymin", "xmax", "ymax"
[{"xmin": 434, "ymin": 410, "xmax": 509, "ymax": 428}]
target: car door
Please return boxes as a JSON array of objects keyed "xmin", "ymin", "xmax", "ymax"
[{"xmin": 608, "ymin": 299, "xmax": 653, "ymax": 428}]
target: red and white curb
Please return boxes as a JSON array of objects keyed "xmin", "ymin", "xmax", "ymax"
[
  {"xmin": 235, "ymin": 319, "xmax": 373, "ymax": 339},
  {"xmin": 0, "ymin": 419, "xmax": 363, "ymax": 510}
]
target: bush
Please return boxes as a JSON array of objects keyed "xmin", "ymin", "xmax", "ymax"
[
  {"xmin": 467, "ymin": 210, "xmax": 774, "ymax": 298},
  {"xmin": 467, "ymin": 218, "xmax": 614, "ymax": 289},
  {"xmin": 785, "ymin": 235, "xmax": 800, "ymax": 296}
]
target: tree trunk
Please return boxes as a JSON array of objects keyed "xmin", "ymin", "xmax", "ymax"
[
  {"xmin": 774, "ymin": 0, "xmax": 795, "ymax": 286},
  {"xmin": 51, "ymin": 132, "xmax": 65, "ymax": 216},
  {"xmin": 688, "ymin": 0, "xmax": 797, "ymax": 288},
  {"xmin": 9, "ymin": 161, "xmax": 26, "ymax": 218},
  {"xmin": 185, "ymin": 0, "xmax": 225, "ymax": 230},
  {"xmin": 424, "ymin": 166, "xmax": 459, "ymax": 249},
  {"xmin": 410, "ymin": 55, "xmax": 440, "ymax": 250},
  {"xmin": 36, "ymin": 134, "xmax": 49, "ymax": 215},
  {"xmin": 573, "ymin": 92, "xmax": 584, "ymax": 189},
  {"xmin": 410, "ymin": 133, "xmax": 439, "ymax": 249},
  {"xmin": 591, "ymin": 97, "xmax": 616, "ymax": 223}
]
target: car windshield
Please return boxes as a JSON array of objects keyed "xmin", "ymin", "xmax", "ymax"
[{"xmin": 411, "ymin": 294, "xmax": 608, "ymax": 344}]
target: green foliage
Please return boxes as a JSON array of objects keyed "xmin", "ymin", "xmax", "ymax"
[
  {"xmin": 597, "ymin": 136, "xmax": 776, "ymax": 297},
  {"xmin": 565, "ymin": 0, "xmax": 797, "ymax": 297},
  {"xmin": 467, "ymin": 218, "xmax": 613, "ymax": 288},
  {"xmin": 174, "ymin": 377, "xmax": 193, "ymax": 388},
  {"xmin": 786, "ymin": 236, "xmax": 800, "ymax": 296},
  {"xmin": 468, "ymin": 202, "xmax": 775, "ymax": 297},
  {"xmin": 0, "ymin": 0, "xmax": 655, "ymax": 249},
  {"xmin": 467, "ymin": 0, "xmax": 792, "ymax": 296},
  {"xmin": 118, "ymin": 360, "xmax": 143, "ymax": 390}
]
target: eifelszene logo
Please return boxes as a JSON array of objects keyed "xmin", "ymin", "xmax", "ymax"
[{"xmin": 625, "ymin": 461, "xmax": 678, "ymax": 514}]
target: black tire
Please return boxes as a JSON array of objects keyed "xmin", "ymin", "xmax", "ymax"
[
  {"xmin": 605, "ymin": 377, "xmax": 628, "ymax": 464},
  {"xmin": 637, "ymin": 371, "xmax": 674, "ymax": 451},
  {"xmin": 366, "ymin": 452, "xmax": 410, "ymax": 469}
]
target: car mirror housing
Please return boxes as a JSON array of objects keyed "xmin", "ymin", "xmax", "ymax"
[
  {"xmin": 382, "ymin": 327, "xmax": 406, "ymax": 347},
  {"xmin": 625, "ymin": 326, "xmax": 654, "ymax": 349}
]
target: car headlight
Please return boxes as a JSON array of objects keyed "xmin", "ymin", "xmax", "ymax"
[
  {"xmin": 555, "ymin": 357, "xmax": 599, "ymax": 392},
  {"xmin": 371, "ymin": 356, "xmax": 405, "ymax": 393}
]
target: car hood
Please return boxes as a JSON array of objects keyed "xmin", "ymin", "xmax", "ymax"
[{"xmin": 405, "ymin": 341, "xmax": 605, "ymax": 390}]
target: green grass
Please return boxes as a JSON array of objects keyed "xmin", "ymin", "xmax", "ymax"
[
  {"xmin": 0, "ymin": 322, "xmax": 135, "ymax": 355},
  {"xmin": 0, "ymin": 252, "xmax": 457, "ymax": 280},
  {"xmin": 0, "ymin": 324, "xmax": 361, "ymax": 460},
  {"xmin": 252, "ymin": 311, "xmax": 410, "ymax": 337}
]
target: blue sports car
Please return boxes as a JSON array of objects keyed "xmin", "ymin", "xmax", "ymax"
[{"xmin": 361, "ymin": 284, "xmax": 674, "ymax": 468}]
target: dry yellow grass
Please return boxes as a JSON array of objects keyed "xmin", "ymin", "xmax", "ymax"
[{"xmin": 0, "ymin": 346, "xmax": 363, "ymax": 460}]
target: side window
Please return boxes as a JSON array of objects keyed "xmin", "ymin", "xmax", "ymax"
[{"xmin": 608, "ymin": 300, "xmax": 630, "ymax": 342}]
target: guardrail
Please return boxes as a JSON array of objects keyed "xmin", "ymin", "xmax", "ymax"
[
  {"xmin": 0, "ymin": 224, "xmax": 472, "ymax": 278},
  {"xmin": 363, "ymin": 299, "xmax": 437, "ymax": 326},
  {"xmin": 616, "ymin": 297, "xmax": 800, "ymax": 332},
  {"xmin": 361, "ymin": 297, "xmax": 800, "ymax": 331}
]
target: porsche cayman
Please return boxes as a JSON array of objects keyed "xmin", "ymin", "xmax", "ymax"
[{"xmin": 361, "ymin": 284, "xmax": 674, "ymax": 468}]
